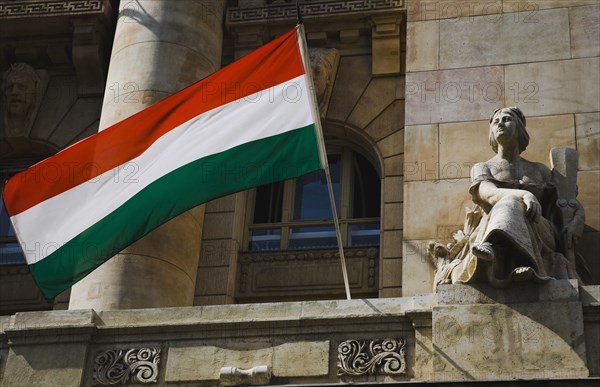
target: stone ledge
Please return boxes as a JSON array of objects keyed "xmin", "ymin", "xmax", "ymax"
[{"xmin": 437, "ymin": 279, "xmax": 580, "ymax": 305}]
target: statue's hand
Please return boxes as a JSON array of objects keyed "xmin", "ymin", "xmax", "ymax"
[
  {"xmin": 563, "ymin": 222, "xmax": 580, "ymax": 249},
  {"xmin": 523, "ymin": 193, "xmax": 541, "ymax": 223}
]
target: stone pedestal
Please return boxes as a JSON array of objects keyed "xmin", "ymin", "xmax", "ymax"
[
  {"xmin": 432, "ymin": 280, "xmax": 589, "ymax": 381},
  {"xmin": 69, "ymin": 0, "xmax": 224, "ymax": 310}
]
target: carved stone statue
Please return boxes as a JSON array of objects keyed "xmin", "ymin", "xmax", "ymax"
[
  {"xmin": 309, "ymin": 48, "xmax": 339, "ymax": 118},
  {"xmin": 428, "ymin": 107, "xmax": 589, "ymax": 288},
  {"xmin": 1, "ymin": 63, "xmax": 43, "ymax": 140}
]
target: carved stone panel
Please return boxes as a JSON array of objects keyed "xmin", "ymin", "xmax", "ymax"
[
  {"xmin": 92, "ymin": 348, "xmax": 161, "ymax": 385},
  {"xmin": 337, "ymin": 338, "xmax": 407, "ymax": 376},
  {"xmin": 236, "ymin": 247, "xmax": 378, "ymax": 301}
]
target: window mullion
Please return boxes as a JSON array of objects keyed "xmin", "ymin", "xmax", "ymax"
[
  {"xmin": 280, "ymin": 179, "xmax": 295, "ymax": 249},
  {"xmin": 339, "ymin": 148, "xmax": 353, "ymax": 246}
]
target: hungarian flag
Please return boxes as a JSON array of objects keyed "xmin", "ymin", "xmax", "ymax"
[{"xmin": 3, "ymin": 26, "xmax": 324, "ymax": 301}]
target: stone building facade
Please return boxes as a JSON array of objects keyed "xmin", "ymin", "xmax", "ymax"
[{"xmin": 0, "ymin": 0, "xmax": 598, "ymax": 385}]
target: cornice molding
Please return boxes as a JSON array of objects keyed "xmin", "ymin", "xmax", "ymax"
[{"xmin": 227, "ymin": 0, "xmax": 405, "ymax": 25}]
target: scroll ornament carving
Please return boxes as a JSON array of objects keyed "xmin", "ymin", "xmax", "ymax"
[
  {"xmin": 337, "ymin": 338, "xmax": 406, "ymax": 376},
  {"xmin": 92, "ymin": 348, "xmax": 161, "ymax": 385}
]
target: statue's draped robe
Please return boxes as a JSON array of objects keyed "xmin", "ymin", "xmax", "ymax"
[{"xmin": 451, "ymin": 163, "xmax": 569, "ymax": 283}]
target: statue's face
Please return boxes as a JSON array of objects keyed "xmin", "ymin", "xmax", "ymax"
[
  {"xmin": 311, "ymin": 62, "xmax": 328, "ymax": 102},
  {"xmin": 490, "ymin": 110, "xmax": 518, "ymax": 144},
  {"xmin": 6, "ymin": 75, "xmax": 35, "ymax": 117}
]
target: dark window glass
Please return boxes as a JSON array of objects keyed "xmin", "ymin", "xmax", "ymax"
[
  {"xmin": 253, "ymin": 181, "xmax": 284, "ymax": 223},
  {"xmin": 353, "ymin": 153, "xmax": 381, "ymax": 218},
  {"xmin": 293, "ymin": 155, "xmax": 340, "ymax": 220}
]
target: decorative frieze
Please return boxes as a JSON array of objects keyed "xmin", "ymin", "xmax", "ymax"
[
  {"xmin": 337, "ymin": 338, "xmax": 407, "ymax": 376},
  {"xmin": 227, "ymin": 0, "xmax": 405, "ymax": 24},
  {"xmin": 93, "ymin": 348, "xmax": 161, "ymax": 385},
  {"xmin": 0, "ymin": 0, "xmax": 104, "ymax": 18}
]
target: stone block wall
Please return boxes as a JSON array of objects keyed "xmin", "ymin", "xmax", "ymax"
[{"xmin": 403, "ymin": 0, "xmax": 600, "ymax": 295}]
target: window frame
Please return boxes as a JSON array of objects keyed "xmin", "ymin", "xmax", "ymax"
[{"xmin": 245, "ymin": 143, "xmax": 381, "ymax": 251}]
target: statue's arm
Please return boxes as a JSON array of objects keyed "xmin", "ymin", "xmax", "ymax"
[{"xmin": 470, "ymin": 162, "xmax": 541, "ymax": 222}]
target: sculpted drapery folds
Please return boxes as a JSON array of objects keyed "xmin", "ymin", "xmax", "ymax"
[{"xmin": 428, "ymin": 107, "xmax": 589, "ymax": 288}]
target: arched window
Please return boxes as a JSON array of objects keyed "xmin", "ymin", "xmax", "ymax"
[{"xmin": 247, "ymin": 144, "xmax": 381, "ymax": 251}]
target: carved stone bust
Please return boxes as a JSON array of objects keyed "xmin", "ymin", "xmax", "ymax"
[
  {"xmin": 1, "ymin": 63, "xmax": 43, "ymax": 140},
  {"xmin": 309, "ymin": 48, "xmax": 339, "ymax": 118}
]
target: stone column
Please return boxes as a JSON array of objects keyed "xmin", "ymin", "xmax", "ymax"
[{"xmin": 69, "ymin": 0, "xmax": 225, "ymax": 310}]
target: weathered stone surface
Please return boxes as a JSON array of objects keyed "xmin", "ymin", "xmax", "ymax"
[
  {"xmin": 437, "ymin": 280, "xmax": 579, "ymax": 305},
  {"xmin": 384, "ymin": 154, "xmax": 404, "ymax": 177},
  {"xmin": 576, "ymin": 112, "xmax": 600, "ymax": 170},
  {"xmin": 327, "ymin": 55, "xmax": 372, "ymax": 122},
  {"xmin": 520, "ymin": 114, "xmax": 576, "ymax": 164},
  {"xmin": 2, "ymin": 343, "xmax": 89, "ymax": 387},
  {"xmin": 46, "ymin": 98, "xmax": 101, "ymax": 148},
  {"xmin": 406, "ymin": 20, "xmax": 438, "ymax": 72},
  {"xmin": 570, "ymin": 4, "xmax": 600, "ymax": 59},
  {"xmin": 382, "ymin": 258, "xmax": 403, "ymax": 287},
  {"xmin": 577, "ymin": 170, "xmax": 600, "ymax": 230},
  {"xmin": 29, "ymin": 75, "xmax": 78, "ymax": 143},
  {"xmin": 202, "ymin": 212, "xmax": 235, "ymax": 239},
  {"xmin": 110, "ymin": 0, "xmax": 223, "ymax": 70},
  {"xmin": 503, "ymin": 0, "xmax": 599, "ymax": 13},
  {"xmin": 404, "ymin": 124, "xmax": 438, "ymax": 181},
  {"xmin": 70, "ymin": 249, "xmax": 198, "ymax": 310},
  {"xmin": 165, "ymin": 341, "xmax": 329, "ymax": 382},
  {"xmin": 440, "ymin": 8, "xmax": 570, "ymax": 69},
  {"xmin": 66, "ymin": 120, "xmax": 98, "ymax": 146},
  {"xmin": 383, "ymin": 230, "xmax": 402, "ymax": 259},
  {"xmin": 377, "ymin": 130, "xmax": 403, "ymax": 158},
  {"xmin": 199, "ymin": 239, "xmax": 237, "ymax": 267},
  {"xmin": 380, "ymin": 287, "xmax": 403, "ymax": 297},
  {"xmin": 365, "ymin": 100, "xmax": 405, "ymax": 142},
  {"xmin": 383, "ymin": 175, "xmax": 403, "ymax": 203},
  {"xmin": 505, "ymin": 57, "xmax": 600, "ymax": 117},
  {"xmin": 194, "ymin": 295, "xmax": 228, "ymax": 306},
  {"xmin": 206, "ymin": 194, "xmax": 237, "ymax": 213},
  {"xmin": 439, "ymin": 120, "xmax": 489, "ymax": 179},
  {"xmin": 403, "ymin": 239, "xmax": 436, "ymax": 295},
  {"xmin": 433, "ymin": 296, "xmax": 588, "ymax": 380},
  {"xmin": 383, "ymin": 202, "xmax": 403, "ymax": 230},
  {"xmin": 406, "ymin": 66, "xmax": 504, "ymax": 125},
  {"xmin": 197, "ymin": 266, "xmax": 230, "ymax": 296},
  {"xmin": 348, "ymin": 77, "xmax": 401, "ymax": 130},
  {"xmin": 404, "ymin": 179, "xmax": 472, "ymax": 240},
  {"xmin": 371, "ymin": 15, "xmax": 402, "ymax": 76},
  {"xmin": 407, "ymin": 0, "xmax": 502, "ymax": 22}
]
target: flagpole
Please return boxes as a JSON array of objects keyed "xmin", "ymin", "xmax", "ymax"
[{"xmin": 295, "ymin": 21, "xmax": 352, "ymax": 300}]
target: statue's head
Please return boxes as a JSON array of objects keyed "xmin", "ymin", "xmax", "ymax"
[
  {"xmin": 309, "ymin": 48, "xmax": 339, "ymax": 117},
  {"xmin": 488, "ymin": 106, "xmax": 529, "ymax": 154},
  {"xmin": 3, "ymin": 63, "xmax": 39, "ymax": 119}
]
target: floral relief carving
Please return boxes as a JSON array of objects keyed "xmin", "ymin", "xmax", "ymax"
[
  {"xmin": 337, "ymin": 338, "xmax": 406, "ymax": 376},
  {"xmin": 92, "ymin": 348, "xmax": 161, "ymax": 385}
]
